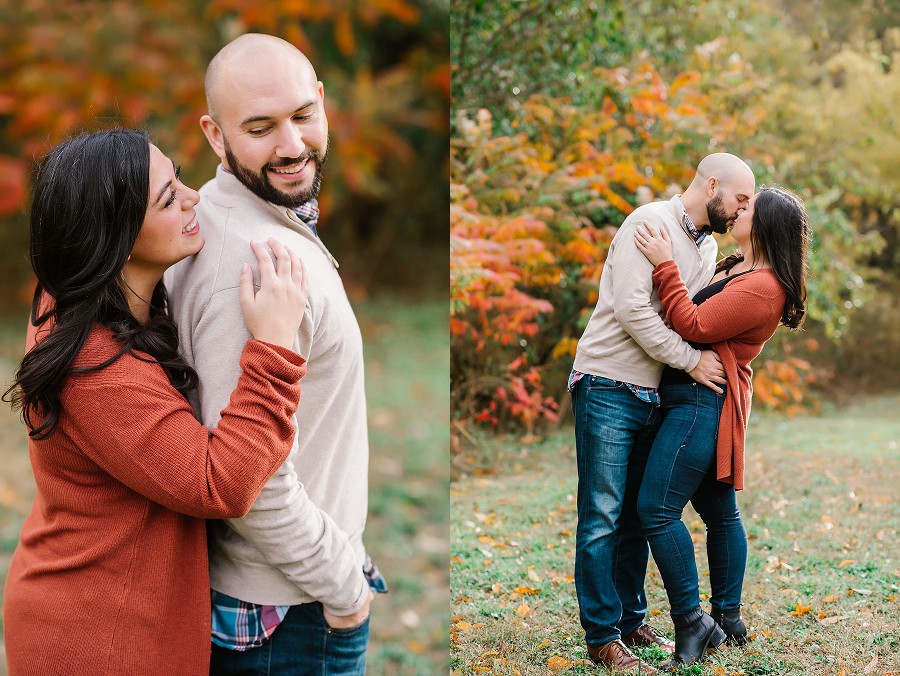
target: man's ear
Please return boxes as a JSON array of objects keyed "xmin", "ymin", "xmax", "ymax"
[
  {"xmin": 200, "ymin": 115, "xmax": 228, "ymax": 165},
  {"xmin": 706, "ymin": 176, "xmax": 719, "ymax": 197}
]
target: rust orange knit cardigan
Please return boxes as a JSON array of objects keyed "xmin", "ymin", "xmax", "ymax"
[
  {"xmin": 3, "ymin": 324, "xmax": 305, "ymax": 675},
  {"xmin": 653, "ymin": 260, "xmax": 785, "ymax": 490}
]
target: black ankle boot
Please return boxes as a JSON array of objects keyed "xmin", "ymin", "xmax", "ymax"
[
  {"xmin": 710, "ymin": 606, "xmax": 748, "ymax": 645},
  {"xmin": 661, "ymin": 606, "xmax": 726, "ymax": 669}
]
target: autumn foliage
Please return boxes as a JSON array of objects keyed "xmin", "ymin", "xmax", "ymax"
[
  {"xmin": 450, "ymin": 56, "xmax": 825, "ymax": 436},
  {"xmin": 0, "ymin": 0, "xmax": 448, "ymax": 304}
]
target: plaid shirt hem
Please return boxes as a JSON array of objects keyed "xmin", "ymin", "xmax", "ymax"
[{"xmin": 211, "ymin": 554, "xmax": 388, "ymax": 651}]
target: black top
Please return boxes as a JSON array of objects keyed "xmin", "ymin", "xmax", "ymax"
[{"xmin": 660, "ymin": 269, "xmax": 753, "ymax": 386}]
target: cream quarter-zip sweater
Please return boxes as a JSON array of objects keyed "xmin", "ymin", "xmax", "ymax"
[
  {"xmin": 165, "ymin": 165, "xmax": 369, "ymax": 616},
  {"xmin": 573, "ymin": 195, "xmax": 717, "ymax": 387}
]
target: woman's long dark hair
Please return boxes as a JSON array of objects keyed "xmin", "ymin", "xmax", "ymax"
[
  {"xmin": 3, "ymin": 129, "xmax": 197, "ymax": 439},
  {"xmin": 715, "ymin": 186, "xmax": 810, "ymax": 329}
]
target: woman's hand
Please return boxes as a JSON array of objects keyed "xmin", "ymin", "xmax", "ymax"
[
  {"xmin": 634, "ymin": 222, "xmax": 674, "ymax": 266},
  {"xmin": 239, "ymin": 238, "xmax": 309, "ymax": 349}
]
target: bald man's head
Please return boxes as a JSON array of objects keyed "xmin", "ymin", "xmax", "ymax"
[
  {"xmin": 690, "ymin": 153, "xmax": 755, "ymax": 193},
  {"xmin": 198, "ymin": 33, "xmax": 329, "ymax": 208},
  {"xmin": 682, "ymin": 153, "xmax": 756, "ymax": 233},
  {"xmin": 205, "ymin": 34, "xmax": 317, "ymax": 121}
]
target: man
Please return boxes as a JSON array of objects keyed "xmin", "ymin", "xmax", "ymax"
[
  {"xmin": 570, "ymin": 153, "xmax": 755, "ymax": 672},
  {"xmin": 165, "ymin": 34, "xmax": 384, "ymax": 675}
]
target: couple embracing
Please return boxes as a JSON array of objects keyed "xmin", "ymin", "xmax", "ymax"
[{"xmin": 571, "ymin": 154, "xmax": 810, "ymax": 672}]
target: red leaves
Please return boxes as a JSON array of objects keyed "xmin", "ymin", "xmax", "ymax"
[{"xmin": 0, "ymin": 156, "xmax": 28, "ymax": 216}]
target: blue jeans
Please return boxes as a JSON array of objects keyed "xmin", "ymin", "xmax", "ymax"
[
  {"xmin": 209, "ymin": 602, "xmax": 369, "ymax": 675},
  {"xmin": 637, "ymin": 382, "xmax": 747, "ymax": 615},
  {"xmin": 572, "ymin": 375, "xmax": 661, "ymax": 647}
]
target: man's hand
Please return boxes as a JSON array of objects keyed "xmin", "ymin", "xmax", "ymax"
[
  {"xmin": 323, "ymin": 589, "xmax": 375, "ymax": 630},
  {"xmin": 687, "ymin": 350, "xmax": 726, "ymax": 394}
]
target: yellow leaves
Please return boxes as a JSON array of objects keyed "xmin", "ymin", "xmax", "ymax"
[
  {"xmin": 790, "ymin": 602, "xmax": 813, "ymax": 616},
  {"xmin": 669, "ymin": 71, "xmax": 702, "ymax": 96},
  {"xmin": 515, "ymin": 602, "xmax": 531, "ymax": 617},
  {"xmin": 547, "ymin": 656, "xmax": 572, "ymax": 672},
  {"xmin": 551, "ymin": 337, "xmax": 579, "ymax": 360},
  {"xmin": 823, "ymin": 594, "xmax": 840, "ymax": 603}
]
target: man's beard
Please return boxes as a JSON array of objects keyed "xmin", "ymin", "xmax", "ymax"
[
  {"xmin": 706, "ymin": 192, "xmax": 733, "ymax": 234},
  {"xmin": 223, "ymin": 137, "xmax": 327, "ymax": 209}
]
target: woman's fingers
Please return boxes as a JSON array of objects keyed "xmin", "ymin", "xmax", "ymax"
[
  {"xmin": 238, "ymin": 262, "xmax": 254, "ymax": 308},
  {"xmin": 267, "ymin": 238, "xmax": 292, "ymax": 279},
  {"xmin": 250, "ymin": 240, "xmax": 274, "ymax": 287}
]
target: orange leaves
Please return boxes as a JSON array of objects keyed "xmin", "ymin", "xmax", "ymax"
[
  {"xmin": 547, "ymin": 655, "xmax": 572, "ymax": 671},
  {"xmin": 0, "ymin": 156, "xmax": 28, "ymax": 216},
  {"xmin": 790, "ymin": 602, "xmax": 813, "ymax": 616},
  {"xmin": 753, "ymin": 356, "xmax": 818, "ymax": 414},
  {"xmin": 451, "ymin": 56, "xmax": 765, "ymax": 435}
]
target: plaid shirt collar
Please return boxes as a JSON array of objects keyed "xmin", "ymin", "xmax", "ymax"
[
  {"xmin": 292, "ymin": 199, "xmax": 319, "ymax": 236},
  {"xmin": 676, "ymin": 196, "xmax": 711, "ymax": 247}
]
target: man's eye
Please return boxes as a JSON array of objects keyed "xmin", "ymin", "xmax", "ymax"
[{"xmin": 248, "ymin": 128, "xmax": 269, "ymax": 136}]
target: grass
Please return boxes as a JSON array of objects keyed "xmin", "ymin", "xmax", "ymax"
[
  {"xmin": 451, "ymin": 395, "xmax": 900, "ymax": 675},
  {"xmin": 0, "ymin": 296, "xmax": 449, "ymax": 675}
]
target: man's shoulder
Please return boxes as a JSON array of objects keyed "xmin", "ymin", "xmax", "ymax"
[{"xmin": 627, "ymin": 197, "xmax": 679, "ymax": 223}]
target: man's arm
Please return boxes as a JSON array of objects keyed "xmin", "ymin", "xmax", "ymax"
[
  {"xmin": 193, "ymin": 287, "xmax": 369, "ymax": 616},
  {"xmin": 609, "ymin": 217, "xmax": 701, "ymax": 371},
  {"xmin": 609, "ymin": 217, "xmax": 725, "ymax": 391}
]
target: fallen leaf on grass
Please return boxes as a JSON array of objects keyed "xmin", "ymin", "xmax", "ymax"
[
  {"xmin": 514, "ymin": 586, "xmax": 540, "ymax": 595},
  {"xmin": 838, "ymin": 559, "xmax": 855, "ymax": 569},
  {"xmin": 790, "ymin": 602, "xmax": 812, "ymax": 616},
  {"xmin": 537, "ymin": 640, "xmax": 551, "ymax": 650},
  {"xmin": 817, "ymin": 615, "xmax": 850, "ymax": 624},
  {"xmin": 822, "ymin": 594, "xmax": 839, "ymax": 603},
  {"xmin": 516, "ymin": 602, "xmax": 531, "ymax": 617},
  {"xmin": 863, "ymin": 655, "xmax": 878, "ymax": 673},
  {"xmin": 491, "ymin": 582, "xmax": 502, "ymax": 594},
  {"xmin": 547, "ymin": 656, "xmax": 572, "ymax": 672},
  {"xmin": 527, "ymin": 568, "xmax": 541, "ymax": 583},
  {"xmin": 849, "ymin": 588, "xmax": 873, "ymax": 596},
  {"xmin": 650, "ymin": 609, "xmax": 662, "ymax": 616}
]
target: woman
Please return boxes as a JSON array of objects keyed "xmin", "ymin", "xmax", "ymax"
[
  {"xmin": 633, "ymin": 187, "xmax": 810, "ymax": 667},
  {"xmin": 2, "ymin": 129, "xmax": 309, "ymax": 674}
]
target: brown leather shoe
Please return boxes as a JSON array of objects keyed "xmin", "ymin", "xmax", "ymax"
[
  {"xmin": 623, "ymin": 623, "xmax": 676, "ymax": 654},
  {"xmin": 587, "ymin": 639, "xmax": 658, "ymax": 674}
]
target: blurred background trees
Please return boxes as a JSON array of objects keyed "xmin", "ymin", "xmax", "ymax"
[
  {"xmin": 0, "ymin": 0, "xmax": 449, "ymax": 310},
  {"xmin": 451, "ymin": 0, "xmax": 900, "ymax": 438}
]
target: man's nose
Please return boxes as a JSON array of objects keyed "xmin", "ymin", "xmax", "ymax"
[{"xmin": 276, "ymin": 124, "xmax": 305, "ymax": 158}]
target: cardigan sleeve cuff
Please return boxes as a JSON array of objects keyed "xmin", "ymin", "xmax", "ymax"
[{"xmin": 241, "ymin": 340, "xmax": 307, "ymax": 382}]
